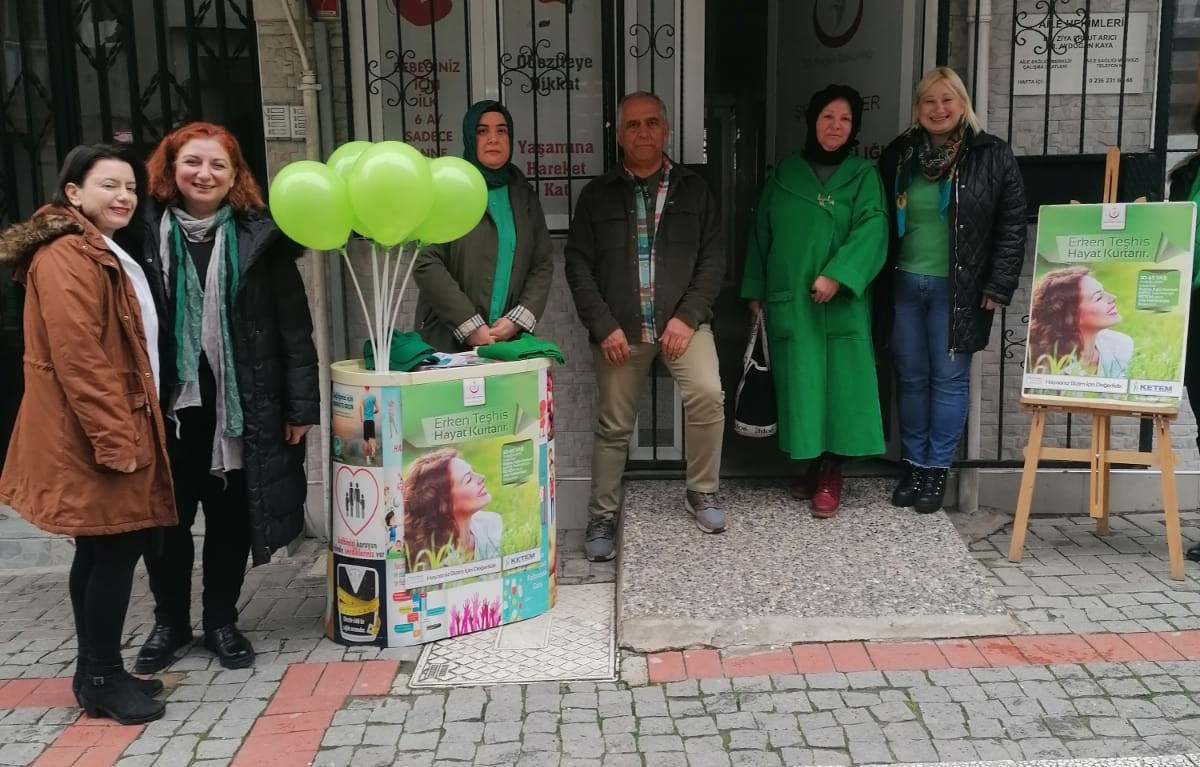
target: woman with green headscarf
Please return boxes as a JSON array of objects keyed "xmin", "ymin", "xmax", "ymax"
[{"xmin": 414, "ymin": 101, "xmax": 555, "ymax": 352}]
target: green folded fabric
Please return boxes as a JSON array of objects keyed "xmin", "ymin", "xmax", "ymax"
[
  {"xmin": 476, "ymin": 333, "xmax": 566, "ymax": 364},
  {"xmin": 363, "ymin": 330, "xmax": 438, "ymax": 372}
]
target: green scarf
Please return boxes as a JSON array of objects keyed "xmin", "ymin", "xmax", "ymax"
[{"xmin": 167, "ymin": 206, "xmax": 243, "ymax": 443}]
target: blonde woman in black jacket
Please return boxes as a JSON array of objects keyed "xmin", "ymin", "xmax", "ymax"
[{"xmin": 877, "ymin": 67, "xmax": 1027, "ymax": 515}]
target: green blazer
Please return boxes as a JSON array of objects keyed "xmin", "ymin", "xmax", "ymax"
[{"xmin": 413, "ymin": 166, "xmax": 555, "ymax": 352}]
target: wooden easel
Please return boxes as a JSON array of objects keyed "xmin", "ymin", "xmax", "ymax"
[{"xmin": 1008, "ymin": 147, "xmax": 1187, "ymax": 581}]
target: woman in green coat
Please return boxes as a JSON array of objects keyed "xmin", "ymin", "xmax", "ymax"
[
  {"xmin": 414, "ymin": 101, "xmax": 554, "ymax": 352},
  {"xmin": 741, "ymin": 84, "xmax": 888, "ymax": 518}
]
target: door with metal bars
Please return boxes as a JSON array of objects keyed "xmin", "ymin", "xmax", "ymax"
[{"xmin": 0, "ymin": 0, "xmax": 266, "ymax": 468}]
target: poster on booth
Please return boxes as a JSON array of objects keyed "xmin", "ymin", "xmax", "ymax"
[{"xmin": 1022, "ymin": 202, "xmax": 1197, "ymax": 408}]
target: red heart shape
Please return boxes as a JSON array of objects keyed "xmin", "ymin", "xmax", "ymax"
[{"xmin": 335, "ymin": 465, "xmax": 381, "ymax": 537}]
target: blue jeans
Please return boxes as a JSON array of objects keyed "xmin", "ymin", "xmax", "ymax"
[{"xmin": 892, "ymin": 270, "xmax": 972, "ymax": 468}]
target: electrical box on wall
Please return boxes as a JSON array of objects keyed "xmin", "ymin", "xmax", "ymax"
[{"xmin": 262, "ymin": 105, "xmax": 307, "ymax": 140}]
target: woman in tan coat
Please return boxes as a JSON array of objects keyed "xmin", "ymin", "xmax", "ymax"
[{"xmin": 0, "ymin": 144, "xmax": 177, "ymax": 724}]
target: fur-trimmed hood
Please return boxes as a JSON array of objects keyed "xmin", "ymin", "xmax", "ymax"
[{"xmin": 0, "ymin": 207, "xmax": 86, "ymax": 282}]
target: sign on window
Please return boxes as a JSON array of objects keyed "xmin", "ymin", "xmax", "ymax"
[{"xmin": 500, "ymin": 0, "xmax": 605, "ymax": 228}]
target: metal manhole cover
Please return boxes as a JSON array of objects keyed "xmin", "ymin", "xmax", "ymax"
[{"xmin": 409, "ymin": 583, "xmax": 616, "ymax": 687}]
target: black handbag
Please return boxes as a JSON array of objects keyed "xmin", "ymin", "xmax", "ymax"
[{"xmin": 733, "ymin": 312, "xmax": 777, "ymax": 437}]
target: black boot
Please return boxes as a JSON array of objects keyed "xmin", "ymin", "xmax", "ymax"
[
  {"xmin": 891, "ymin": 463, "xmax": 925, "ymax": 508},
  {"xmin": 78, "ymin": 671, "xmax": 166, "ymax": 725},
  {"xmin": 73, "ymin": 657, "xmax": 164, "ymax": 704},
  {"xmin": 914, "ymin": 467, "xmax": 949, "ymax": 514}
]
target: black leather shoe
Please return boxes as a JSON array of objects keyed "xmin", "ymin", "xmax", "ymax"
[
  {"xmin": 133, "ymin": 624, "xmax": 194, "ymax": 674},
  {"xmin": 204, "ymin": 625, "xmax": 255, "ymax": 669}
]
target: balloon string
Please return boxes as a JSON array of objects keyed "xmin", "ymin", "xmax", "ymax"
[
  {"xmin": 370, "ymin": 241, "xmax": 386, "ymax": 373},
  {"xmin": 386, "ymin": 242, "xmax": 422, "ymax": 348},
  {"xmin": 382, "ymin": 241, "xmax": 408, "ymax": 344},
  {"xmin": 339, "ymin": 247, "xmax": 377, "ymax": 373}
]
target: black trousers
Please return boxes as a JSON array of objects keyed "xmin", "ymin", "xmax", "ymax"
[
  {"xmin": 70, "ymin": 530, "xmax": 148, "ymax": 677},
  {"xmin": 145, "ymin": 404, "xmax": 251, "ymax": 632}
]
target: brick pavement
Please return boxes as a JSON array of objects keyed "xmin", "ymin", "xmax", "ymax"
[{"xmin": 0, "ymin": 511, "xmax": 1197, "ymax": 765}]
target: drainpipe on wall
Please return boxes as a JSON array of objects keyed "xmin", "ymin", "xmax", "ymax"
[
  {"xmin": 960, "ymin": 0, "xmax": 992, "ymax": 513},
  {"xmin": 279, "ymin": 0, "xmax": 332, "ymax": 539}
]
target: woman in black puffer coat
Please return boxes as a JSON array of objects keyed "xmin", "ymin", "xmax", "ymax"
[
  {"xmin": 876, "ymin": 67, "xmax": 1027, "ymax": 515},
  {"xmin": 127, "ymin": 123, "xmax": 320, "ymax": 673},
  {"xmin": 1168, "ymin": 101, "xmax": 1200, "ymax": 564}
]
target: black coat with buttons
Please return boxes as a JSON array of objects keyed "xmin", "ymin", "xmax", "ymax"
[
  {"xmin": 128, "ymin": 200, "xmax": 320, "ymax": 565},
  {"xmin": 876, "ymin": 128, "xmax": 1028, "ymax": 354}
]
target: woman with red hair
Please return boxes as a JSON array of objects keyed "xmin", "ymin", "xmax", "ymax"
[{"xmin": 128, "ymin": 122, "xmax": 319, "ymax": 672}]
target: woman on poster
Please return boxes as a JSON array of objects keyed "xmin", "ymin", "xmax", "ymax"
[
  {"xmin": 1169, "ymin": 99, "xmax": 1200, "ymax": 564},
  {"xmin": 132, "ymin": 122, "xmax": 320, "ymax": 673},
  {"xmin": 878, "ymin": 67, "xmax": 1027, "ymax": 514},
  {"xmin": 403, "ymin": 448, "xmax": 503, "ymax": 571},
  {"xmin": 414, "ymin": 100, "xmax": 555, "ymax": 351},
  {"xmin": 1027, "ymin": 266, "xmax": 1132, "ymax": 379},
  {"xmin": 0, "ymin": 144, "xmax": 176, "ymax": 723},
  {"xmin": 741, "ymin": 84, "xmax": 888, "ymax": 518}
]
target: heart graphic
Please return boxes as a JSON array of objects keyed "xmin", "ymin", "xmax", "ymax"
[{"xmin": 335, "ymin": 465, "xmax": 381, "ymax": 537}]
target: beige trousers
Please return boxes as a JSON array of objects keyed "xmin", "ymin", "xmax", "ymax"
[{"xmin": 588, "ymin": 325, "xmax": 724, "ymax": 521}]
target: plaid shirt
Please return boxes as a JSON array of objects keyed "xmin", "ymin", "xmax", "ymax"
[{"xmin": 627, "ymin": 159, "xmax": 672, "ymax": 343}]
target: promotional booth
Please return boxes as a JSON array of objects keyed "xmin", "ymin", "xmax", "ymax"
[{"xmin": 324, "ymin": 357, "xmax": 557, "ymax": 646}]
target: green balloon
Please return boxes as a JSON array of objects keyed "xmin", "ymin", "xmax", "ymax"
[
  {"xmin": 268, "ymin": 160, "xmax": 354, "ymax": 251},
  {"xmin": 326, "ymin": 141, "xmax": 376, "ymax": 239},
  {"xmin": 410, "ymin": 157, "xmax": 488, "ymax": 245},
  {"xmin": 346, "ymin": 141, "xmax": 433, "ymax": 246}
]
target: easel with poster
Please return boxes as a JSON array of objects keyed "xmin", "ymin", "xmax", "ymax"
[{"xmin": 1008, "ymin": 147, "xmax": 1198, "ymax": 580}]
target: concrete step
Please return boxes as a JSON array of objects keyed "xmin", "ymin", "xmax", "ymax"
[{"xmin": 616, "ymin": 478, "xmax": 1021, "ymax": 652}]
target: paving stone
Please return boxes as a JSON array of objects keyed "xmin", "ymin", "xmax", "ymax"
[
  {"xmin": 485, "ymin": 720, "xmax": 524, "ymax": 742},
  {"xmin": 475, "ymin": 742, "xmax": 522, "ymax": 764},
  {"xmin": 687, "ymin": 753, "xmax": 732, "ymax": 767},
  {"xmin": 600, "ymin": 716, "xmax": 635, "ymax": 736},
  {"xmin": 442, "ymin": 721, "xmax": 484, "ymax": 742},
  {"xmin": 730, "ymin": 676, "xmax": 772, "ymax": 693},
  {"xmin": 803, "ymin": 727, "xmax": 845, "ymax": 748},
  {"xmin": 675, "ymin": 715, "xmax": 717, "ymax": 737},
  {"xmin": 638, "ymin": 716, "xmax": 675, "ymax": 735},
  {"xmin": 701, "ymin": 694, "xmax": 738, "ymax": 714},
  {"xmin": 522, "ymin": 733, "xmax": 561, "ymax": 753},
  {"xmin": 683, "ymin": 735, "xmax": 725, "ymax": 754},
  {"xmin": 888, "ymin": 738, "xmax": 938, "ymax": 762},
  {"xmin": 322, "ymin": 724, "xmax": 366, "ymax": 747},
  {"xmin": 847, "ymin": 739, "xmax": 891, "ymax": 763},
  {"xmin": 726, "ymin": 730, "xmax": 767, "ymax": 750},
  {"xmin": 667, "ymin": 698, "xmax": 705, "ymax": 718},
  {"xmin": 637, "ymin": 734, "xmax": 683, "ymax": 752},
  {"xmin": 805, "ymin": 673, "xmax": 848, "ymax": 690},
  {"xmin": 729, "ymin": 752, "xmax": 782, "ymax": 766}
]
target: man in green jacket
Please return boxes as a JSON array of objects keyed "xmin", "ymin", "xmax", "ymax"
[{"xmin": 564, "ymin": 91, "xmax": 726, "ymax": 561}]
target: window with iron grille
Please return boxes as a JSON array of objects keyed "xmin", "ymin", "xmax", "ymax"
[{"xmin": 348, "ymin": 0, "xmax": 705, "ymax": 465}]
